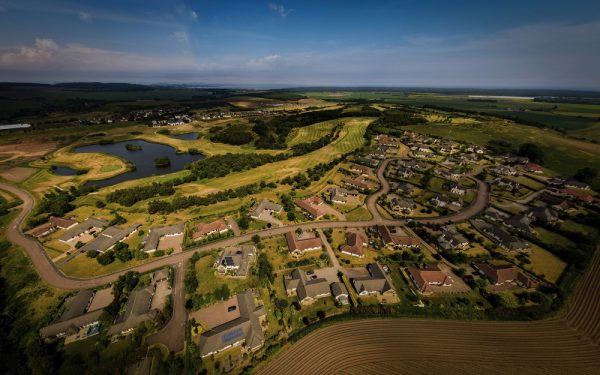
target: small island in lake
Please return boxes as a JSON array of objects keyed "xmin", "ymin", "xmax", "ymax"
[
  {"xmin": 125, "ymin": 143, "xmax": 142, "ymax": 151},
  {"xmin": 154, "ymin": 156, "xmax": 171, "ymax": 167}
]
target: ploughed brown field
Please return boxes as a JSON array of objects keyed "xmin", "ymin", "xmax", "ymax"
[{"xmin": 259, "ymin": 250, "xmax": 600, "ymax": 375}]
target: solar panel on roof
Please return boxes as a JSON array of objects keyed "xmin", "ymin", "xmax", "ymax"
[
  {"xmin": 224, "ymin": 256, "xmax": 235, "ymax": 266},
  {"xmin": 222, "ymin": 327, "xmax": 244, "ymax": 344}
]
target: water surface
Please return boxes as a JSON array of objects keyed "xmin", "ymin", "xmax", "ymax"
[{"xmin": 74, "ymin": 139, "xmax": 203, "ymax": 187}]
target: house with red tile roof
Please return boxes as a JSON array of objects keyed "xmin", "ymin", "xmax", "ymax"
[
  {"xmin": 378, "ymin": 225, "xmax": 420, "ymax": 249},
  {"xmin": 561, "ymin": 188, "xmax": 595, "ymax": 204},
  {"xmin": 193, "ymin": 219, "xmax": 230, "ymax": 241},
  {"xmin": 407, "ymin": 265, "xmax": 453, "ymax": 294},
  {"xmin": 523, "ymin": 163, "xmax": 544, "ymax": 173},
  {"xmin": 285, "ymin": 230, "xmax": 323, "ymax": 257},
  {"xmin": 295, "ymin": 197, "xmax": 325, "ymax": 219},
  {"xmin": 474, "ymin": 263, "xmax": 537, "ymax": 289},
  {"xmin": 340, "ymin": 231, "xmax": 368, "ymax": 258}
]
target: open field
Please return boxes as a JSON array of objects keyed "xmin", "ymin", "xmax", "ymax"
[
  {"xmin": 258, "ymin": 249, "xmax": 600, "ymax": 375},
  {"xmin": 303, "ymin": 91, "xmax": 600, "ymax": 141},
  {"xmin": 287, "ymin": 120, "xmax": 338, "ymax": 146}
]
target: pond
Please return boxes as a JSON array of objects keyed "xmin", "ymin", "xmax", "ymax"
[
  {"xmin": 170, "ymin": 132, "xmax": 199, "ymax": 140},
  {"xmin": 51, "ymin": 166, "xmax": 83, "ymax": 176},
  {"xmin": 74, "ymin": 139, "xmax": 203, "ymax": 188}
]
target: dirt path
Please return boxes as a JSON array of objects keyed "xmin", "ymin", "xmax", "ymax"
[{"xmin": 317, "ymin": 229, "xmax": 341, "ymax": 271}]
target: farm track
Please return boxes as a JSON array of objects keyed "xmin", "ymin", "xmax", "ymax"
[{"xmin": 259, "ymin": 249, "xmax": 600, "ymax": 375}]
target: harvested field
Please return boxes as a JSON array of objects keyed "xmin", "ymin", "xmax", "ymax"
[
  {"xmin": 0, "ymin": 167, "xmax": 37, "ymax": 182},
  {"xmin": 258, "ymin": 249, "xmax": 600, "ymax": 374},
  {"xmin": 0, "ymin": 139, "xmax": 58, "ymax": 163}
]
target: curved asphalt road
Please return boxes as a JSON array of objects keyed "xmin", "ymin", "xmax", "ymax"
[{"xmin": 0, "ymin": 157, "xmax": 489, "ymax": 289}]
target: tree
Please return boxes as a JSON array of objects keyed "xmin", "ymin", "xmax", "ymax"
[
  {"xmin": 97, "ymin": 250, "xmax": 115, "ymax": 265},
  {"xmin": 518, "ymin": 143, "xmax": 544, "ymax": 163},
  {"xmin": 86, "ymin": 250, "xmax": 99, "ymax": 258},
  {"xmin": 574, "ymin": 167, "xmax": 597, "ymax": 184},
  {"xmin": 252, "ymin": 234, "xmax": 261, "ymax": 245}
]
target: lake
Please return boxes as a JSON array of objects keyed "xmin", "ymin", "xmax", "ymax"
[
  {"xmin": 51, "ymin": 166, "xmax": 82, "ymax": 176},
  {"xmin": 74, "ymin": 139, "xmax": 203, "ymax": 187},
  {"xmin": 170, "ymin": 132, "xmax": 199, "ymax": 140}
]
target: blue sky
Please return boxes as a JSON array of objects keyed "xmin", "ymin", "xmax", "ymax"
[{"xmin": 0, "ymin": 0, "xmax": 599, "ymax": 88}]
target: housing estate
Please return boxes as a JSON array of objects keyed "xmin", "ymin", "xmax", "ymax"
[{"xmin": 215, "ymin": 245, "xmax": 256, "ymax": 277}]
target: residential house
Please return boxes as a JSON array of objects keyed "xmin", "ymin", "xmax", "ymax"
[
  {"xmin": 215, "ymin": 245, "xmax": 256, "ymax": 277},
  {"xmin": 355, "ymin": 157, "xmax": 379, "ymax": 168},
  {"xmin": 476, "ymin": 221, "xmax": 529, "ymax": 251},
  {"xmin": 284, "ymin": 269, "xmax": 331, "ymax": 305},
  {"xmin": 352, "ymin": 263, "xmax": 396, "ymax": 297},
  {"xmin": 329, "ymin": 187, "xmax": 359, "ymax": 204},
  {"xmin": 506, "ymin": 214, "xmax": 534, "ymax": 234},
  {"xmin": 489, "ymin": 165, "xmax": 517, "ymax": 177},
  {"xmin": 285, "ymin": 230, "xmax": 323, "ymax": 257},
  {"xmin": 345, "ymin": 176, "xmax": 371, "ymax": 192},
  {"xmin": 26, "ymin": 216, "xmax": 78, "ymax": 238},
  {"xmin": 79, "ymin": 224, "xmax": 140, "ymax": 253},
  {"xmin": 447, "ymin": 182, "xmax": 467, "ymax": 196},
  {"xmin": 59, "ymin": 217, "xmax": 109, "ymax": 243},
  {"xmin": 396, "ymin": 182, "xmax": 414, "ymax": 194},
  {"xmin": 378, "ymin": 225, "xmax": 420, "ymax": 249},
  {"xmin": 40, "ymin": 288, "xmax": 113, "ymax": 342},
  {"xmin": 474, "ymin": 263, "xmax": 537, "ymax": 289},
  {"xmin": 350, "ymin": 164, "xmax": 372, "ymax": 176},
  {"xmin": 295, "ymin": 196, "xmax": 326, "ymax": 219},
  {"xmin": 108, "ymin": 283, "xmax": 162, "ymax": 336},
  {"xmin": 561, "ymin": 188, "xmax": 594, "ymax": 204},
  {"xmin": 249, "ymin": 199, "xmax": 283, "ymax": 220},
  {"xmin": 192, "ymin": 291, "xmax": 266, "ymax": 358},
  {"xmin": 523, "ymin": 163, "xmax": 544, "ymax": 174},
  {"xmin": 539, "ymin": 193, "xmax": 577, "ymax": 212},
  {"xmin": 377, "ymin": 134, "xmax": 401, "ymax": 147},
  {"xmin": 407, "ymin": 265, "xmax": 453, "ymax": 294},
  {"xmin": 396, "ymin": 167, "xmax": 413, "ymax": 179},
  {"xmin": 340, "ymin": 231, "xmax": 368, "ymax": 258},
  {"xmin": 390, "ymin": 197, "xmax": 414, "ymax": 214},
  {"xmin": 437, "ymin": 227, "xmax": 469, "ymax": 250},
  {"xmin": 528, "ymin": 207, "xmax": 559, "ymax": 224},
  {"xmin": 193, "ymin": 219, "xmax": 230, "ymax": 241},
  {"xmin": 143, "ymin": 224, "xmax": 184, "ymax": 253},
  {"xmin": 331, "ymin": 282, "xmax": 349, "ymax": 305},
  {"xmin": 495, "ymin": 178, "xmax": 519, "ymax": 192},
  {"xmin": 429, "ymin": 194, "xmax": 463, "ymax": 210},
  {"xmin": 564, "ymin": 178, "xmax": 590, "ymax": 190}
]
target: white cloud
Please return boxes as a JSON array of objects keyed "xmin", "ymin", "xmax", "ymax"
[
  {"xmin": 79, "ymin": 11, "xmax": 92, "ymax": 22},
  {"xmin": 0, "ymin": 38, "xmax": 197, "ymax": 72},
  {"xmin": 170, "ymin": 31, "xmax": 190, "ymax": 44},
  {"xmin": 245, "ymin": 54, "xmax": 282, "ymax": 69},
  {"xmin": 190, "ymin": 11, "xmax": 198, "ymax": 21},
  {"xmin": 269, "ymin": 3, "xmax": 293, "ymax": 17}
]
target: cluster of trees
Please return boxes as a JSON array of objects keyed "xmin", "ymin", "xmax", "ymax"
[
  {"xmin": 279, "ymin": 193, "xmax": 296, "ymax": 221},
  {"xmin": 107, "ymin": 182, "xmax": 176, "ymax": 207},
  {"xmin": 517, "ymin": 143, "xmax": 545, "ymax": 163},
  {"xmin": 154, "ymin": 156, "xmax": 171, "ymax": 167},
  {"xmin": 28, "ymin": 185, "xmax": 96, "ymax": 228},
  {"xmin": 281, "ymin": 153, "xmax": 350, "ymax": 189},
  {"xmin": 365, "ymin": 108, "xmax": 426, "ymax": 138},
  {"xmin": 256, "ymin": 253, "xmax": 274, "ymax": 287},
  {"xmin": 209, "ymin": 124, "xmax": 255, "ymax": 145},
  {"xmin": 188, "ymin": 152, "xmax": 286, "ymax": 180},
  {"xmin": 148, "ymin": 182, "xmax": 268, "ymax": 214}
]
